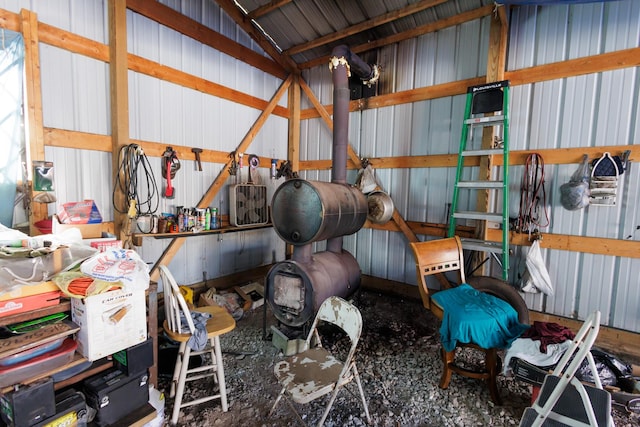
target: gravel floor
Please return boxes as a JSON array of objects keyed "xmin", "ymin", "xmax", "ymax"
[{"xmin": 159, "ymin": 290, "xmax": 640, "ymax": 427}]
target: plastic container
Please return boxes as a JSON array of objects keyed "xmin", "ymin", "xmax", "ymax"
[{"xmin": 0, "ymin": 338, "xmax": 77, "ymax": 388}]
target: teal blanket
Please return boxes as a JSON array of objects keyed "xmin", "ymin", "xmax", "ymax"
[{"xmin": 432, "ymin": 283, "xmax": 529, "ymax": 352}]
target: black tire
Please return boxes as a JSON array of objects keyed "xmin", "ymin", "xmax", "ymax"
[{"xmin": 466, "ymin": 276, "xmax": 530, "ymax": 325}]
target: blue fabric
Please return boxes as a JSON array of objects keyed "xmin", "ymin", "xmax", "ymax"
[
  {"xmin": 179, "ymin": 311, "xmax": 211, "ymax": 351},
  {"xmin": 432, "ymin": 283, "xmax": 529, "ymax": 352}
]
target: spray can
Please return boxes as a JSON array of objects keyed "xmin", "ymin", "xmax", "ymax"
[
  {"xmin": 204, "ymin": 208, "xmax": 211, "ymax": 231},
  {"xmin": 271, "ymin": 158, "xmax": 277, "ymax": 179},
  {"xmin": 177, "ymin": 207, "xmax": 185, "ymax": 232},
  {"xmin": 211, "ymin": 207, "xmax": 219, "ymax": 229}
]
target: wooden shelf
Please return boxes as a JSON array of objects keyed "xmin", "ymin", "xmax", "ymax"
[
  {"xmin": 132, "ymin": 222, "xmax": 272, "ymax": 245},
  {"xmin": 0, "ymin": 301, "xmax": 71, "ymax": 327}
]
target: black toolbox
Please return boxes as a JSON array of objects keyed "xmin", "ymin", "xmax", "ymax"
[{"xmin": 83, "ymin": 368, "xmax": 149, "ymax": 427}]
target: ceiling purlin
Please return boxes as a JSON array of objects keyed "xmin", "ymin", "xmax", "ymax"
[
  {"xmin": 298, "ymin": 3, "xmax": 495, "ymax": 70},
  {"xmin": 283, "ymin": 0, "xmax": 449, "ymax": 56},
  {"xmin": 247, "ymin": 0, "xmax": 293, "ymax": 20},
  {"xmin": 215, "ymin": 0, "xmax": 300, "ymax": 74}
]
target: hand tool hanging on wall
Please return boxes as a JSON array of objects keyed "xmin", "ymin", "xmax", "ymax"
[
  {"xmin": 161, "ymin": 147, "xmax": 180, "ymax": 199},
  {"xmin": 191, "ymin": 148, "xmax": 203, "ymax": 171}
]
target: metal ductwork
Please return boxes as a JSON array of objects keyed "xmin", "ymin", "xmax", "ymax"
[{"xmin": 267, "ymin": 45, "xmax": 379, "ymax": 327}]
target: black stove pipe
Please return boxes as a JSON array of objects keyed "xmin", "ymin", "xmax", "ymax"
[{"xmin": 327, "ymin": 45, "xmax": 376, "ymax": 254}]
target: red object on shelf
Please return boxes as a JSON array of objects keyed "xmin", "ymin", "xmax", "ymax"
[
  {"xmin": 34, "ymin": 218, "xmax": 53, "ymax": 234},
  {"xmin": 0, "ymin": 291, "xmax": 63, "ymax": 318}
]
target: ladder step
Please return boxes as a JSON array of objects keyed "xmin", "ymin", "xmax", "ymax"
[
  {"xmin": 452, "ymin": 211, "xmax": 504, "ymax": 222},
  {"xmin": 459, "ymin": 238, "xmax": 504, "ymax": 253},
  {"xmin": 456, "ymin": 181, "xmax": 504, "ymax": 189},
  {"xmin": 464, "ymin": 115, "xmax": 505, "ymax": 125},
  {"xmin": 461, "ymin": 148, "xmax": 504, "ymax": 157}
]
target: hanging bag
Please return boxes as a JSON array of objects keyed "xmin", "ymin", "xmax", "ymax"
[
  {"xmin": 520, "ymin": 239, "xmax": 554, "ymax": 296},
  {"xmin": 559, "ymin": 155, "xmax": 590, "ymax": 210}
]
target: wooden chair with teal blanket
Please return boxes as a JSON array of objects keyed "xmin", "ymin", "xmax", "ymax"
[{"xmin": 409, "ymin": 236, "xmax": 530, "ymax": 404}]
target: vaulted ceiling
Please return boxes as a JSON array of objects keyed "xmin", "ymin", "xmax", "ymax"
[{"xmin": 216, "ymin": 0, "xmax": 498, "ymax": 72}]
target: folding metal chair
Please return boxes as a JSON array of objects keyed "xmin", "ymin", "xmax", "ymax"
[
  {"xmin": 268, "ymin": 296, "xmax": 371, "ymax": 427},
  {"xmin": 520, "ymin": 310, "xmax": 613, "ymax": 427}
]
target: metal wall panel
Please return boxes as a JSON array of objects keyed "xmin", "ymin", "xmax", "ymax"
[
  {"xmin": 505, "ymin": 1, "xmax": 640, "ymax": 330},
  {"xmin": 1, "ymin": 0, "xmax": 288, "ymax": 288},
  {"xmin": 298, "ymin": 1, "xmax": 640, "ymax": 332}
]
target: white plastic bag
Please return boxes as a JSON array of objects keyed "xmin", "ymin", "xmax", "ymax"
[
  {"xmin": 520, "ymin": 240, "xmax": 554, "ymax": 296},
  {"xmin": 81, "ymin": 249, "xmax": 149, "ymax": 290}
]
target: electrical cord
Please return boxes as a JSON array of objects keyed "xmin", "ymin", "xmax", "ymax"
[{"xmin": 112, "ymin": 144, "xmax": 160, "ymax": 217}]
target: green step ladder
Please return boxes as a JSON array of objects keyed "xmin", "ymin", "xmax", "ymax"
[{"xmin": 448, "ymin": 80, "xmax": 510, "ymax": 280}]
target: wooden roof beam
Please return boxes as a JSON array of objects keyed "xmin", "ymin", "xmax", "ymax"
[
  {"xmin": 299, "ymin": 4, "xmax": 494, "ymax": 70},
  {"xmin": 214, "ymin": 0, "xmax": 300, "ymax": 74},
  {"xmin": 285, "ymin": 0, "xmax": 447, "ymax": 56},
  {"xmin": 127, "ymin": 0, "xmax": 288, "ymax": 79}
]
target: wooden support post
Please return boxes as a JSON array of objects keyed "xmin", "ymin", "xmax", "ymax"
[
  {"xmin": 20, "ymin": 9, "xmax": 47, "ymax": 236},
  {"xmin": 288, "ymin": 74, "xmax": 301, "ymax": 174},
  {"xmin": 108, "ymin": 0, "xmax": 130, "ymax": 245}
]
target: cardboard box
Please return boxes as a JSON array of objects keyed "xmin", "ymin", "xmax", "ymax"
[
  {"xmin": 71, "ymin": 288, "xmax": 147, "ymax": 361},
  {"xmin": 52, "ymin": 215, "xmax": 114, "ymax": 239},
  {"xmin": 56, "ymin": 200, "xmax": 102, "ymax": 224}
]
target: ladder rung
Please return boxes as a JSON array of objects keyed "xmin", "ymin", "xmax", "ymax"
[
  {"xmin": 456, "ymin": 181, "xmax": 504, "ymax": 189},
  {"xmin": 460, "ymin": 238, "xmax": 504, "ymax": 253},
  {"xmin": 461, "ymin": 148, "xmax": 504, "ymax": 157},
  {"xmin": 464, "ymin": 115, "xmax": 505, "ymax": 125},
  {"xmin": 452, "ymin": 211, "xmax": 504, "ymax": 222}
]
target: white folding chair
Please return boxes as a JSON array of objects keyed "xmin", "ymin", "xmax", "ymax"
[
  {"xmin": 269, "ymin": 296, "xmax": 371, "ymax": 427},
  {"xmin": 159, "ymin": 265, "xmax": 236, "ymax": 426},
  {"xmin": 520, "ymin": 310, "xmax": 613, "ymax": 427}
]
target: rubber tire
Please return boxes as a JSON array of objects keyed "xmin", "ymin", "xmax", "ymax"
[{"xmin": 466, "ymin": 276, "xmax": 530, "ymax": 325}]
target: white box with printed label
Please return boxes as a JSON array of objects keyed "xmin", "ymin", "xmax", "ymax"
[{"xmin": 71, "ymin": 288, "xmax": 147, "ymax": 361}]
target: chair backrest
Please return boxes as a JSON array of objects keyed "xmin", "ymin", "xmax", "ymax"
[
  {"xmin": 159, "ymin": 264, "xmax": 195, "ymax": 335},
  {"xmin": 306, "ymin": 296, "xmax": 362, "ymax": 370},
  {"xmin": 409, "ymin": 236, "xmax": 465, "ymax": 308},
  {"xmin": 551, "ymin": 310, "xmax": 602, "ymax": 387}
]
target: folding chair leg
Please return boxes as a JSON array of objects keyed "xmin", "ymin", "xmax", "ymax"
[
  {"xmin": 268, "ymin": 387, "xmax": 287, "ymax": 417},
  {"xmin": 317, "ymin": 385, "xmax": 342, "ymax": 427},
  {"xmin": 352, "ymin": 364, "xmax": 371, "ymax": 424},
  {"xmin": 171, "ymin": 343, "xmax": 192, "ymax": 425},
  {"xmin": 439, "ymin": 347, "xmax": 455, "ymax": 389}
]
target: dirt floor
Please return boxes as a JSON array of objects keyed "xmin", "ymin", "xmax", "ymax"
[{"xmin": 158, "ymin": 290, "xmax": 640, "ymax": 427}]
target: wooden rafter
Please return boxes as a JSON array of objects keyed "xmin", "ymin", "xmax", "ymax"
[
  {"xmin": 127, "ymin": 0, "xmax": 287, "ymax": 79},
  {"xmin": 299, "ymin": 4, "xmax": 494, "ymax": 70},
  {"xmin": 214, "ymin": 0, "xmax": 299, "ymax": 73},
  {"xmin": 284, "ymin": 0, "xmax": 447, "ymax": 56},
  {"xmin": 247, "ymin": 0, "xmax": 292, "ymax": 20}
]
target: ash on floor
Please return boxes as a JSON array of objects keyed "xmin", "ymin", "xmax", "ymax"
[{"xmin": 159, "ymin": 291, "xmax": 640, "ymax": 427}]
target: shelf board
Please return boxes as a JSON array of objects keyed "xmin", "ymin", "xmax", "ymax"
[{"xmin": 132, "ymin": 222, "xmax": 272, "ymax": 245}]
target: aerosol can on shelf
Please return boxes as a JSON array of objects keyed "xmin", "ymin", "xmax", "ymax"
[{"xmin": 204, "ymin": 208, "xmax": 211, "ymax": 231}]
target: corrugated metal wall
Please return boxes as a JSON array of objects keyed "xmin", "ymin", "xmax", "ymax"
[
  {"xmin": 0, "ymin": 0, "xmax": 288, "ymax": 286},
  {"xmin": 300, "ymin": 0, "xmax": 639, "ymax": 332},
  {"xmin": 1, "ymin": 0, "xmax": 638, "ymax": 331},
  {"xmin": 507, "ymin": 1, "xmax": 640, "ymax": 331}
]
